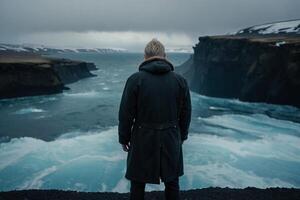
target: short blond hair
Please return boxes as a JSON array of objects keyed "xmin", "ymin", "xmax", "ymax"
[{"xmin": 144, "ymin": 39, "xmax": 165, "ymax": 58}]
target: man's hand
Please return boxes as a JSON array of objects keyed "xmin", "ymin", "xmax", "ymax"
[{"xmin": 122, "ymin": 142, "xmax": 130, "ymax": 152}]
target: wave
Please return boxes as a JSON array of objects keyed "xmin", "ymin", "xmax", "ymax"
[
  {"xmin": 63, "ymin": 90, "xmax": 99, "ymax": 98},
  {"xmin": 102, "ymin": 87, "xmax": 110, "ymax": 91},
  {"xmin": 191, "ymin": 92, "xmax": 300, "ymax": 123},
  {"xmin": 1, "ymin": 124, "xmax": 299, "ymax": 192},
  {"xmin": 13, "ymin": 107, "xmax": 45, "ymax": 115},
  {"xmin": 198, "ymin": 113, "xmax": 300, "ymax": 138},
  {"xmin": 20, "ymin": 166, "xmax": 58, "ymax": 189},
  {"xmin": 0, "ymin": 127, "xmax": 127, "ymax": 192},
  {"xmin": 0, "ymin": 137, "xmax": 45, "ymax": 171},
  {"xmin": 180, "ymin": 132, "xmax": 300, "ymax": 189},
  {"xmin": 183, "ymin": 162, "xmax": 295, "ymax": 189},
  {"xmin": 208, "ymin": 106, "xmax": 229, "ymax": 111}
]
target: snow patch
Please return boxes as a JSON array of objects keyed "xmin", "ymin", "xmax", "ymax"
[
  {"xmin": 235, "ymin": 19, "xmax": 300, "ymax": 35},
  {"xmin": 275, "ymin": 41, "xmax": 286, "ymax": 47}
]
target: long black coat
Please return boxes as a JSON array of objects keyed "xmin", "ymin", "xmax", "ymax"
[{"xmin": 118, "ymin": 57, "xmax": 191, "ymax": 184}]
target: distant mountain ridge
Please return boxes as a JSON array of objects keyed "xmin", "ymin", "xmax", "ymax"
[
  {"xmin": 0, "ymin": 43, "xmax": 192, "ymax": 54},
  {"xmin": 0, "ymin": 43, "xmax": 128, "ymax": 54}
]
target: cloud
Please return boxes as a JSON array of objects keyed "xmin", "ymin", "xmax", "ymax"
[
  {"xmin": 0, "ymin": 0, "xmax": 300, "ymax": 49},
  {"xmin": 5, "ymin": 31, "xmax": 194, "ymax": 51}
]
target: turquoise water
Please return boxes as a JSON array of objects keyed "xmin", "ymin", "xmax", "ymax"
[{"xmin": 0, "ymin": 53, "xmax": 300, "ymax": 192}]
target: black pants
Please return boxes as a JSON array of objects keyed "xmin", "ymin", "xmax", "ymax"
[{"xmin": 130, "ymin": 178, "xmax": 180, "ymax": 200}]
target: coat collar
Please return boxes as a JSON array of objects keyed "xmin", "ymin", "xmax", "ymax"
[{"xmin": 138, "ymin": 56, "xmax": 174, "ymax": 74}]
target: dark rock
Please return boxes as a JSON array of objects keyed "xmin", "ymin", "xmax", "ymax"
[
  {"xmin": 176, "ymin": 36, "xmax": 300, "ymax": 108},
  {"xmin": 86, "ymin": 62, "xmax": 98, "ymax": 71},
  {"xmin": 49, "ymin": 58, "xmax": 97, "ymax": 84},
  {"xmin": 0, "ymin": 187, "xmax": 299, "ymax": 200},
  {"xmin": 0, "ymin": 63, "xmax": 65, "ymax": 99},
  {"xmin": 0, "ymin": 52, "xmax": 97, "ymax": 99}
]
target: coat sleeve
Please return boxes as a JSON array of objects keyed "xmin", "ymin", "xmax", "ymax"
[
  {"xmin": 179, "ymin": 78, "xmax": 191, "ymax": 141},
  {"xmin": 118, "ymin": 75, "xmax": 138, "ymax": 145}
]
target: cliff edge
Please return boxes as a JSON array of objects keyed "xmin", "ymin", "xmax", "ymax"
[
  {"xmin": 0, "ymin": 187, "xmax": 299, "ymax": 200},
  {"xmin": 176, "ymin": 20, "xmax": 300, "ymax": 107},
  {"xmin": 0, "ymin": 51, "xmax": 97, "ymax": 99}
]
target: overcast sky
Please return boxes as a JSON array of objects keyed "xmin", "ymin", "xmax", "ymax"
[{"xmin": 0, "ymin": 0, "xmax": 299, "ymax": 51}]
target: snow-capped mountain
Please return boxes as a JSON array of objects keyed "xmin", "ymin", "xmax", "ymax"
[
  {"xmin": 0, "ymin": 43, "xmax": 128, "ymax": 54},
  {"xmin": 235, "ymin": 19, "xmax": 300, "ymax": 35}
]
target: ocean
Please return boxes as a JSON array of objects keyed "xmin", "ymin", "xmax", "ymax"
[{"xmin": 0, "ymin": 52, "xmax": 300, "ymax": 192}]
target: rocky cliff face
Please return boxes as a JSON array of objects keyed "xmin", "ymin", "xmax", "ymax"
[
  {"xmin": 49, "ymin": 58, "xmax": 97, "ymax": 84},
  {"xmin": 176, "ymin": 36, "xmax": 300, "ymax": 107},
  {"xmin": 0, "ymin": 62, "xmax": 65, "ymax": 99},
  {"xmin": 0, "ymin": 52, "xmax": 97, "ymax": 99}
]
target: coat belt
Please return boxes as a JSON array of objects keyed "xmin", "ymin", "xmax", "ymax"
[{"xmin": 134, "ymin": 120, "xmax": 178, "ymax": 130}]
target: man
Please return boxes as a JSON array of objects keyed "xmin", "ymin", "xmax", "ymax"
[{"xmin": 118, "ymin": 39, "xmax": 191, "ymax": 200}]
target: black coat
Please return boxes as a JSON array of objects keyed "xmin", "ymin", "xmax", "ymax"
[{"xmin": 118, "ymin": 57, "xmax": 191, "ymax": 184}]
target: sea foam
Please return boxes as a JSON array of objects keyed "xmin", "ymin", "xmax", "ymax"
[{"xmin": 13, "ymin": 107, "xmax": 45, "ymax": 115}]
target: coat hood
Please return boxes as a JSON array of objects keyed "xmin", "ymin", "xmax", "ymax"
[{"xmin": 138, "ymin": 56, "xmax": 174, "ymax": 74}]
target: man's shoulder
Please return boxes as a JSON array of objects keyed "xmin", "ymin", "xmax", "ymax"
[
  {"xmin": 127, "ymin": 71, "xmax": 140, "ymax": 80},
  {"xmin": 172, "ymin": 71, "xmax": 186, "ymax": 80},
  {"xmin": 126, "ymin": 71, "xmax": 188, "ymax": 87},
  {"xmin": 125, "ymin": 71, "xmax": 145, "ymax": 86},
  {"xmin": 171, "ymin": 71, "xmax": 188, "ymax": 86}
]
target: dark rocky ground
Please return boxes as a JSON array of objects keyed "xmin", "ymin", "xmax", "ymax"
[{"xmin": 1, "ymin": 187, "xmax": 300, "ymax": 200}]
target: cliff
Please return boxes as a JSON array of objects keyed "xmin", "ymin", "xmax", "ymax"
[
  {"xmin": 0, "ymin": 187, "xmax": 299, "ymax": 200},
  {"xmin": 176, "ymin": 35, "xmax": 300, "ymax": 107},
  {"xmin": 0, "ymin": 51, "xmax": 97, "ymax": 99},
  {"xmin": 49, "ymin": 58, "xmax": 97, "ymax": 84}
]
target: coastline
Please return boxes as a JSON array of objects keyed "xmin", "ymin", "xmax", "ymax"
[
  {"xmin": 0, "ymin": 51, "xmax": 97, "ymax": 100},
  {"xmin": 176, "ymin": 35, "xmax": 300, "ymax": 108}
]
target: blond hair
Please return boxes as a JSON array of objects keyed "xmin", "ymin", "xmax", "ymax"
[{"xmin": 144, "ymin": 39, "xmax": 165, "ymax": 58}]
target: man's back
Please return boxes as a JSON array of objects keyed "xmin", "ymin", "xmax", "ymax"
[
  {"xmin": 118, "ymin": 56, "xmax": 191, "ymax": 181},
  {"xmin": 134, "ymin": 57, "xmax": 183, "ymax": 123},
  {"xmin": 118, "ymin": 39, "xmax": 191, "ymax": 200}
]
